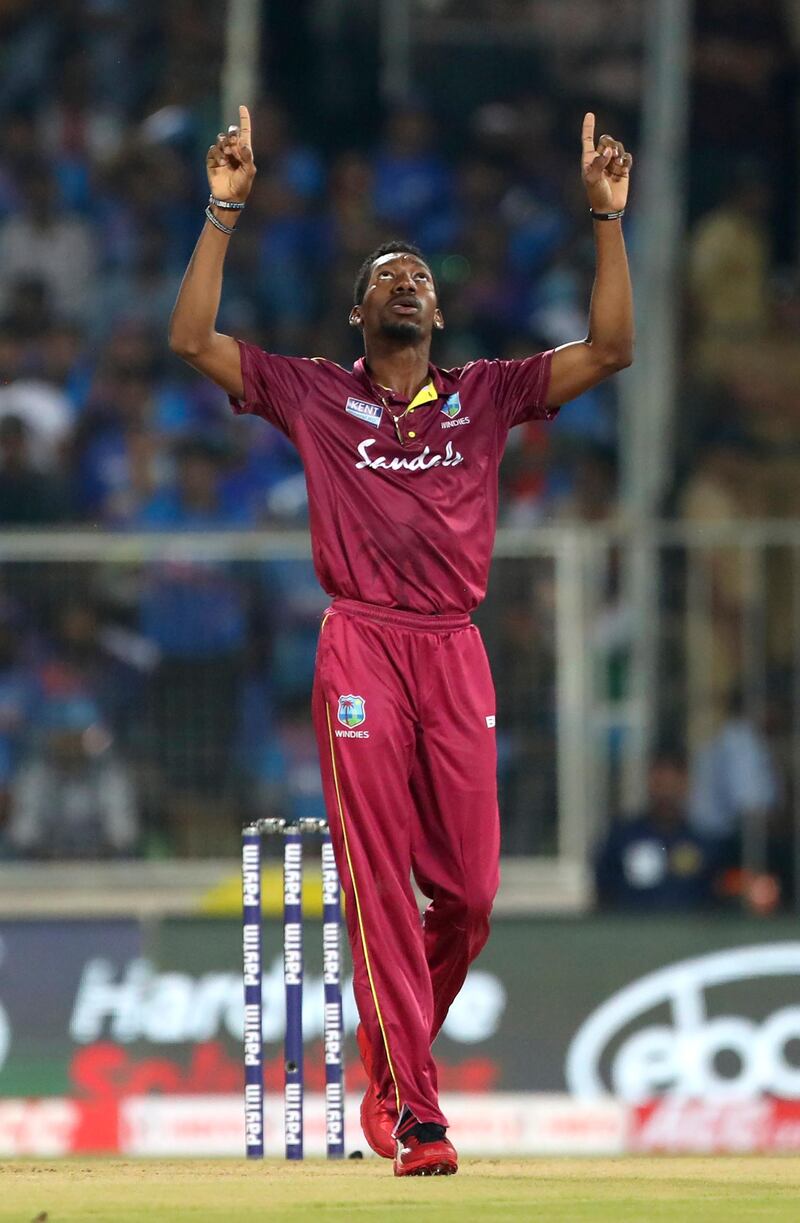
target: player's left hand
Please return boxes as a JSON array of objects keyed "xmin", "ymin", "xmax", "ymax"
[{"xmin": 581, "ymin": 112, "xmax": 633, "ymax": 213}]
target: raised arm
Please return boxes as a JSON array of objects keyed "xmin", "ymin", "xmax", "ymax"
[
  {"xmin": 546, "ymin": 113, "xmax": 634, "ymax": 407},
  {"xmin": 168, "ymin": 105, "xmax": 257, "ymax": 399}
]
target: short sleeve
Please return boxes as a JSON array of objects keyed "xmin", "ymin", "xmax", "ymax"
[
  {"xmin": 721, "ymin": 725, "xmax": 778, "ymax": 812},
  {"xmin": 483, "ymin": 350, "xmax": 557, "ymax": 428},
  {"xmin": 229, "ymin": 340, "xmax": 319, "ymax": 438}
]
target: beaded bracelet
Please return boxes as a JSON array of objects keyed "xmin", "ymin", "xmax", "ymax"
[
  {"xmin": 205, "ymin": 205, "xmax": 237, "ymax": 235},
  {"xmin": 209, "ymin": 194, "xmax": 246, "ymax": 211}
]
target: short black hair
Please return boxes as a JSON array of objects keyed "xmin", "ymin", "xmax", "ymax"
[{"xmin": 353, "ymin": 240, "xmax": 432, "ymax": 305}]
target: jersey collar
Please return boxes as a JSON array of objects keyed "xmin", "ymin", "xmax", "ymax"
[{"xmin": 352, "ymin": 357, "xmax": 449, "ymax": 405}]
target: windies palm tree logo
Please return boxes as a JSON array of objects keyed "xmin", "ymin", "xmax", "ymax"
[
  {"xmin": 337, "ymin": 694, "xmax": 366, "ymax": 728},
  {"xmin": 441, "ymin": 393, "xmax": 461, "ymax": 419}
]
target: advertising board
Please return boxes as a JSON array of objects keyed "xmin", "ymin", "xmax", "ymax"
[{"xmin": 2, "ymin": 915, "xmax": 800, "ymax": 1153}]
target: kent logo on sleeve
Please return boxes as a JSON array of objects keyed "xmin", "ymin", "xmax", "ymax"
[{"xmin": 345, "ymin": 397, "xmax": 383, "ymax": 428}]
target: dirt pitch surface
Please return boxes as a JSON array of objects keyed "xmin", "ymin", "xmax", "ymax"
[{"xmin": 4, "ymin": 1157, "xmax": 800, "ymax": 1222}]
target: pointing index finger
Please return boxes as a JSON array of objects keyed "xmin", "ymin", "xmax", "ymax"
[
  {"xmin": 581, "ymin": 112, "xmax": 596, "ymax": 153},
  {"xmin": 239, "ymin": 104, "xmax": 252, "ymax": 146}
]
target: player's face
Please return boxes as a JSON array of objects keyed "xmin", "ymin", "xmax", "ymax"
[{"xmin": 353, "ymin": 254, "xmax": 443, "ymax": 343}]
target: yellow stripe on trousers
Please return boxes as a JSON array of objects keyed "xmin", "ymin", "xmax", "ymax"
[{"xmin": 325, "ymin": 701, "xmax": 401, "ymax": 1113}]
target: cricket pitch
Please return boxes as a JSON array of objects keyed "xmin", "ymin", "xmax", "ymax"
[{"xmin": 4, "ymin": 1156, "xmax": 800, "ymax": 1222}]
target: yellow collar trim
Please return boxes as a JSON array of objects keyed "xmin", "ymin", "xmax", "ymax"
[{"xmin": 407, "ymin": 380, "xmax": 437, "ymax": 410}]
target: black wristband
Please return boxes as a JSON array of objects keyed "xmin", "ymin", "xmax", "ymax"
[{"xmin": 591, "ymin": 208, "xmax": 625, "ymax": 221}]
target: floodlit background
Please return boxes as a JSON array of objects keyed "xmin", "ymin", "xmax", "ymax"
[{"xmin": 0, "ymin": 0, "xmax": 799, "ymax": 1158}]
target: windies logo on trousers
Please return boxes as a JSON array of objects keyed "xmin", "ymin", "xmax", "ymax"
[{"xmin": 336, "ymin": 695, "xmax": 369, "ymax": 739}]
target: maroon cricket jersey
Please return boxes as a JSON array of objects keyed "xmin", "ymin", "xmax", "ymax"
[{"xmin": 231, "ymin": 343, "xmax": 555, "ymax": 614}]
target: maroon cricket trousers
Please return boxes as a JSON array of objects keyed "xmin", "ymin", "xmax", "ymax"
[{"xmin": 311, "ymin": 597, "xmax": 500, "ymax": 1128}]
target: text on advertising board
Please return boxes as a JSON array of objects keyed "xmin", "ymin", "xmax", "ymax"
[{"xmin": 565, "ymin": 943, "xmax": 800, "ymax": 1102}]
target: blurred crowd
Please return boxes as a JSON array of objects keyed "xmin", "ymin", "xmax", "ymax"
[
  {"xmin": 0, "ymin": 558, "xmax": 330, "ymax": 858},
  {"xmin": 0, "ymin": 0, "xmax": 797, "ymax": 881},
  {"xmin": 0, "ymin": 0, "xmax": 635, "ymax": 541},
  {"xmin": 0, "ymin": 0, "xmax": 631, "ymax": 859},
  {"xmin": 680, "ymin": 0, "xmax": 800, "ymax": 531},
  {"xmin": 662, "ymin": 0, "xmax": 800, "ymax": 911}
]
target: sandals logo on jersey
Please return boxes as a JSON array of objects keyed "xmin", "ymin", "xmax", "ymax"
[
  {"xmin": 356, "ymin": 438, "xmax": 463, "ymax": 470},
  {"xmin": 345, "ymin": 397, "xmax": 383, "ymax": 428},
  {"xmin": 336, "ymin": 694, "xmax": 369, "ymax": 739},
  {"xmin": 440, "ymin": 392, "xmax": 470, "ymax": 430}
]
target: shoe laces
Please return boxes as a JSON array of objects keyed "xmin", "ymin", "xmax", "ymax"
[
  {"xmin": 395, "ymin": 1107, "xmax": 446, "ymax": 1145},
  {"xmin": 410, "ymin": 1122, "xmax": 446, "ymax": 1144}
]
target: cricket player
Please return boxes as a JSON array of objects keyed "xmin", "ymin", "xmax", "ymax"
[{"xmin": 169, "ymin": 105, "xmax": 633, "ymax": 1175}]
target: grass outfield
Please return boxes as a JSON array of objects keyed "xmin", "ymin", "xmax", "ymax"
[{"xmin": 3, "ymin": 1158, "xmax": 800, "ymax": 1222}]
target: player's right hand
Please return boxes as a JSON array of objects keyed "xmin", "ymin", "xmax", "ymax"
[{"xmin": 206, "ymin": 105, "xmax": 256, "ymax": 202}]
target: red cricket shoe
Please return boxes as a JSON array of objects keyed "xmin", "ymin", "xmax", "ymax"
[
  {"xmin": 356, "ymin": 1023, "xmax": 397, "ymax": 1159},
  {"xmin": 393, "ymin": 1110, "xmax": 458, "ymax": 1177}
]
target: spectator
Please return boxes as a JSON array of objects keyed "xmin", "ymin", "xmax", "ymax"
[
  {"xmin": 6, "ymin": 695, "xmax": 138, "ymax": 859},
  {"xmin": 135, "ymin": 438, "xmax": 258, "ymax": 855},
  {"xmin": 483, "ymin": 567, "xmax": 558, "ymax": 855},
  {"xmin": 372, "ymin": 108, "xmax": 455, "ymax": 250},
  {"xmin": 0, "ymin": 167, "xmax": 95, "ymax": 322},
  {"xmin": 92, "ymin": 221, "xmax": 187, "ymax": 339},
  {"xmin": 700, "ymin": 281, "xmax": 800, "ymax": 508},
  {"xmin": 595, "ymin": 750, "xmax": 720, "ymax": 911},
  {"xmin": 221, "ymin": 416, "xmax": 303, "ymax": 524},
  {"xmin": 39, "ymin": 600, "xmax": 156, "ymax": 748},
  {"xmin": 321, "ymin": 151, "xmax": 383, "ymax": 296},
  {"xmin": 0, "ymin": 371, "xmax": 73, "ymax": 472},
  {"xmin": 680, "ymin": 431, "xmax": 765, "ymax": 524},
  {"xmin": 73, "ymin": 363, "xmax": 165, "ymax": 525},
  {"xmin": 0, "ymin": 616, "xmax": 34, "ymax": 836},
  {"xmin": 0, "ymin": 415, "xmax": 70, "ymax": 525},
  {"xmin": 252, "ymin": 100, "xmax": 324, "ymax": 202},
  {"xmin": 39, "ymin": 321, "xmax": 88, "ymax": 411},
  {"xmin": 0, "ymin": 111, "xmax": 37, "ymax": 219},
  {"xmin": 261, "ymin": 560, "xmax": 329, "ymax": 704},
  {"xmin": 689, "ymin": 687, "xmax": 780, "ymax": 871},
  {"xmin": 38, "ymin": 52, "xmax": 124, "ymax": 206},
  {"xmin": 688, "ymin": 173, "xmax": 771, "ymax": 381},
  {"xmin": 245, "ymin": 695, "xmax": 326, "ymax": 828},
  {"xmin": 691, "ymin": 0, "xmax": 791, "ymax": 231},
  {"xmin": 680, "ymin": 432, "xmax": 766, "ymax": 737},
  {"xmin": 247, "ymin": 172, "xmax": 322, "ymax": 350},
  {"xmin": 136, "ymin": 435, "xmax": 253, "ymax": 530},
  {"xmin": 499, "ymin": 419, "xmax": 551, "ymax": 526},
  {"xmin": 219, "ymin": 99, "xmax": 327, "ymax": 350},
  {"xmin": 2, "ymin": 274, "xmax": 54, "ymax": 340}
]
